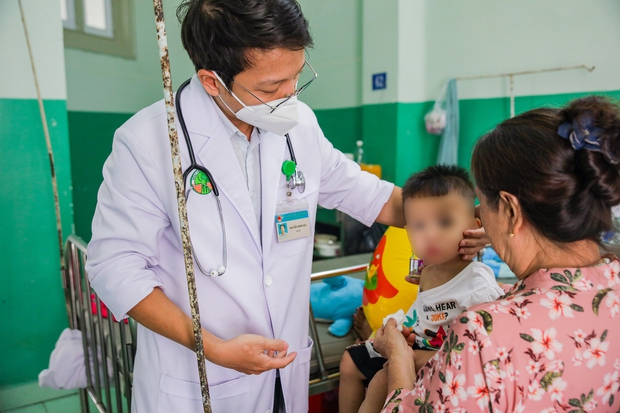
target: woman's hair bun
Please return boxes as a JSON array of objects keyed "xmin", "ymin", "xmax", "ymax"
[
  {"xmin": 559, "ymin": 96, "xmax": 620, "ymax": 207},
  {"xmin": 472, "ymin": 95, "xmax": 620, "ymax": 244}
]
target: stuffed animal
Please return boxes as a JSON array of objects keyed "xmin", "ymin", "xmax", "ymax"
[
  {"xmin": 481, "ymin": 247, "xmax": 502, "ymax": 277},
  {"xmin": 310, "ymin": 276, "xmax": 365, "ymax": 337},
  {"xmin": 481, "ymin": 247, "xmax": 517, "ymax": 279}
]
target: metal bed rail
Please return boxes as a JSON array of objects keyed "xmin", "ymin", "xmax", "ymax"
[
  {"xmin": 308, "ymin": 264, "xmax": 368, "ymax": 396},
  {"xmin": 63, "ymin": 235, "xmax": 368, "ymax": 411},
  {"xmin": 63, "ymin": 235, "xmax": 135, "ymax": 413}
]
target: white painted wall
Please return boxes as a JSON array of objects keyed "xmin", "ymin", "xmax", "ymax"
[
  {"xmin": 397, "ymin": 0, "xmax": 426, "ymax": 104},
  {"xmin": 298, "ymin": 0, "xmax": 363, "ymax": 110},
  {"xmin": 61, "ymin": 0, "xmax": 620, "ymax": 112},
  {"xmin": 419, "ymin": 0, "xmax": 620, "ymax": 102},
  {"xmin": 66, "ymin": 0, "xmax": 363, "ymax": 113},
  {"xmin": 361, "ymin": 0, "xmax": 400, "ymax": 105},
  {"xmin": 64, "ymin": 0, "xmax": 194, "ymax": 113},
  {"xmin": 0, "ymin": 0, "xmax": 67, "ymax": 100},
  {"xmin": 301, "ymin": 0, "xmax": 620, "ymax": 107}
]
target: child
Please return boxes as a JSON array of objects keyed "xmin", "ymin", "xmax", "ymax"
[{"xmin": 339, "ymin": 165, "xmax": 504, "ymax": 413}]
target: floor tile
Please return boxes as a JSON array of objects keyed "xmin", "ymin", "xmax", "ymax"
[
  {"xmin": 1, "ymin": 403, "xmax": 47, "ymax": 413},
  {"xmin": 43, "ymin": 395, "xmax": 81, "ymax": 413},
  {"xmin": 0, "ymin": 382, "xmax": 75, "ymax": 411}
]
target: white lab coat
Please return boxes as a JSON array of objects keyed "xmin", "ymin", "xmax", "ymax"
[{"xmin": 86, "ymin": 75, "xmax": 394, "ymax": 413}]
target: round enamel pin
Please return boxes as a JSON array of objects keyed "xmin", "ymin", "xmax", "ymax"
[{"xmin": 190, "ymin": 170, "xmax": 213, "ymax": 195}]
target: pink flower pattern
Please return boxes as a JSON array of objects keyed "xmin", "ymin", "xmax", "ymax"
[{"xmin": 381, "ymin": 261, "xmax": 620, "ymax": 413}]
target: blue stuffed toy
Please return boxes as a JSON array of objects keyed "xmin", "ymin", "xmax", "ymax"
[
  {"xmin": 481, "ymin": 247, "xmax": 515, "ymax": 279},
  {"xmin": 482, "ymin": 248, "xmax": 502, "ymax": 278},
  {"xmin": 310, "ymin": 276, "xmax": 365, "ymax": 337}
]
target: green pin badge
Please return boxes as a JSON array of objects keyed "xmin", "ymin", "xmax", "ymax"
[
  {"xmin": 281, "ymin": 160, "xmax": 297, "ymax": 181},
  {"xmin": 190, "ymin": 170, "xmax": 213, "ymax": 195}
]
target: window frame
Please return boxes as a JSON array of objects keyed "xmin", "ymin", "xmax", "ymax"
[
  {"xmin": 83, "ymin": 0, "xmax": 114, "ymax": 39},
  {"xmin": 61, "ymin": 0, "xmax": 77, "ymax": 30},
  {"xmin": 63, "ymin": 0, "xmax": 135, "ymax": 59}
]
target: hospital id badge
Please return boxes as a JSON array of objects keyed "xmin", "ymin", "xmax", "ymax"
[{"xmin": 275, "ymin": 198, "xmax": 311, "ymax": 243}]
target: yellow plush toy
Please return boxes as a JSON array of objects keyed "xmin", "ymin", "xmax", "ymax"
[{"xmin": 362, "ymin": 227, "xmax": 419, "ymax": 332}]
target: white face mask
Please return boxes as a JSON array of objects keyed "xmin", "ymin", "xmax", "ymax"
[{"xmin": 213, "ymin": 72, "xmax": 299, "ymax": 136}]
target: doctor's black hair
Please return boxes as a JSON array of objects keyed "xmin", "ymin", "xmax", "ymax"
[
  {"xmin": 401, "ymin": 165, "xmax": 476, "ymax": 206},
  {"xmin": 177, "ymin": 0, "xmax": 313, "ymax": 88}
]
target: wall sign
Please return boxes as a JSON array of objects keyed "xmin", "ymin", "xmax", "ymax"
[{"xmin": 372, "ymin": 72, "xmax": 387, "ymax": 90}]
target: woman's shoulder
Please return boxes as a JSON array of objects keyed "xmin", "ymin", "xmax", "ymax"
[
  {"xmin": 453, "ymin": 259, "xmax": 620, "ymax": 344},
  {"xmin": 523, "ymin": 259, "xmax": 619, "ymax": 291}
]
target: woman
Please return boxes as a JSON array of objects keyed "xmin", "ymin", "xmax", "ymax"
[{"xmin": 374, "ymin": 96, "xmax": 620, "ymax": 412}]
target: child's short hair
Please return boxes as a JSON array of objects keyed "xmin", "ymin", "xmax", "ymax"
[{"xmin": 402, "ymin": 165, "xmax": 475, "ymax": 205}]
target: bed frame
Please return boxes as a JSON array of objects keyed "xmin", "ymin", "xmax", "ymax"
[{"xmin": 62, "ymin": 235, "xmax": 368, "ymax": 412}]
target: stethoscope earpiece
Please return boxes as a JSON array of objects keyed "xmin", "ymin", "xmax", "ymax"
[{"xmin": 208, "ymin": 266, "xmax": 226, "ymax": 277}]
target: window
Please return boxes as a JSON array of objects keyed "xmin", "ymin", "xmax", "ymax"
[
  {"xmin": 62, "ymin": 0, "xmax": 135, "ymax": 59},
  {"xmin": 61, "ymin": 0, "xmax": 76, "ymax": 30},
  {"xmin": 83, "ymin": 0, "xmax": 113, "ymax": 38}
]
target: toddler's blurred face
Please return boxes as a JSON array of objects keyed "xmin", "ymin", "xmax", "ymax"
[{"xmin": 404, "ymin": 192, "xmax": 478, "ymax": 265}]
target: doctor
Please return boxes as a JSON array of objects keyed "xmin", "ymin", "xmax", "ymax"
[{"xmin": 86, "ymin": 0, "xmax": 486, "ymax": 412}]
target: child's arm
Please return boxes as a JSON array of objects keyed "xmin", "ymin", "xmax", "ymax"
[{"xmin": 413, "ymin": 349, "xmax": 436, "ymax": 372}]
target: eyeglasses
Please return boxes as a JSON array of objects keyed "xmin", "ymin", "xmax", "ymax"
[{"xmin": 219, "ymin": 60, "xmax": 318, "ymax": 114}]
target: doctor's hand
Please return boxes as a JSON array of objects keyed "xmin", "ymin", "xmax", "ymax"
[
  {"xmin": 210, "ymin": 334, "xmax": 297, "ymax": 375},
  {"xmin": 459, "ymin": 227, "xmax": 489, "ymax": 261}
]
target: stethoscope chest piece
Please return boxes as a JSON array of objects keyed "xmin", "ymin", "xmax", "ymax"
[
  {"xmin": 289, "ymin": 170, "xmax": 306, "ymax": 193},
  {"xmin": 282, "ymin": 158, "xmax": 305, "ymax": 194}
]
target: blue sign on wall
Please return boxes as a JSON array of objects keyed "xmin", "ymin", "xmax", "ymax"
[{"xmin": 372, "ymin": 72, "xmax": 387, "ymax": 90}]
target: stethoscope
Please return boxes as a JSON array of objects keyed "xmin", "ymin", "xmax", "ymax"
[{"xmin": 175, "ymin": 78, "xmax": 305, "ymax": 277}]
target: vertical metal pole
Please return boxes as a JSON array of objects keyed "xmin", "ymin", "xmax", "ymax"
[
  {"xmin": 84, "ymin": 282, "xmax": 103, "ymax": 405},
  {"xmin": 17, "ymin": 0, "xmax": 65, "ymax": 282},
  {"xmin": 95, "ymin": 297, "xmax": 113, "ymax": 409},
  {"xmin": 107, "ymin": 317, "xmax": 125, "ymax": 413},
  {"xmin": 79, "ymin": 389, "xmax": 90, "ymax": 413},
  {"xmin": 308, "ymin": 305, "xmax": 329, "ymax": 380},
  {"xmin": 65, "ymin": 243, "xmax": 79, "ymax": 329},
  {"xmin": 75, "ymin": 249, "xmax": 94, "ymax": 412},
  {"xmin": 118, "ymin": 323, "xmax": 132, "ymax": 412},
  {"xmin": 151, "ymin": 1, "xmax": 211, "ymax": 411}
]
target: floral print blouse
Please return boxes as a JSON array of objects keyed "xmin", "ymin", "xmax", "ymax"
[{"xmin": 381, "ymin": 259, "xmax": 620, "ymax": 413}]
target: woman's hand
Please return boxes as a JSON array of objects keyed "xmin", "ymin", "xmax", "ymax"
[
  {"xmin": 374, "ymin": 319, "xmax": 414, "ymax": 360},
  {"xmin": 208, "ymin": 333, "xmax": 297, "ymax": 375},
  {"xmin": 460, "ymin": 227, "xmax": 490, "ymax": 260},
  {"xmin": 376, "ymin": 319, "xmax": 417, "ymax": 394}
]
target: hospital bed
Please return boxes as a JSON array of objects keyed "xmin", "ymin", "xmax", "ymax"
[{"xmin": 62, "ymin": 235, "xmax": 370, "ymax": 412}]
